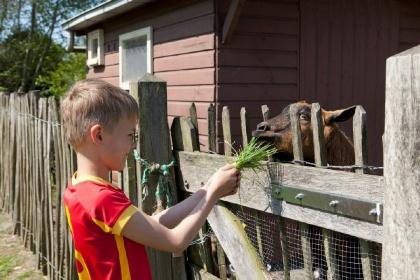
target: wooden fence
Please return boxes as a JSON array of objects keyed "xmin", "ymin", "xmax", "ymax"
[
  {"xmin": 0, "ymin": 91, "xmax": 76, "ymax": 279},
  {"xmin": 0, "ymin": 45, "xmax": 418, "ymax": 279},
  {"xmin": 172, "ymin": 103, "xmax": 384, "ymax": 280},
  {"xmin": 0, "ymin": 85, "xmax": 383, "ymax": 280}
]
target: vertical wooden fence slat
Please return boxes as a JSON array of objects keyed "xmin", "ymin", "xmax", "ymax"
[
  {"xmin": 208, "ymin": 104, "xmax": 216, "ymax": 154},
  {"xmin": 216, "ymin": 238, "xmax": 228, "ymax": 280},
  {"xmin": 0, "ymin": 94, "xmax": 5, "ymax": 209},
  {"xmin": 290, "ymin": 104, "xmax": 304, "ymax": 163},
  {"xmin": 353, "ymin": 105, "xmax": 368, "ymax": 174},
  {"xmin": 22, "ymin": 95, "xmax": 31, "ymax": 248},
  {"xmin": 382, "ymin": 45, "xmax": 420, "ymax": 279},
  {"xmin": 3, "ymin": 94, "xmax": 10, "ymax": 212},
  {"xmin": 278, "ymin": 217, "xmax": 290, "ymax": 280},
  {"xmin": 322, "ymin": 228, "xmax": 338, "ymax": 280},
  {"xmin": 222, "ymin": 106, "xmax": 232, "ymax": 156},
  {"xmin": 131, "ymin": 74, "xmax": 187, "ymax": 280},
  {"xmin": 291, "ymin": 103, "xmax": 313, "ymax": 279},
  {"xmin": 40, "ymin": 98, "xmax": 49, "ymax": 275},
  {"xmin": 8, "ymin": 94, "xmax": 17, "ymax": 214},
  {"xmin": 171, "ymin": 117, "xmax": 198, "ymax": 152},
  {"xmin": 240, "ymin": 107, "xmax": 250, "ymax": 147},
  {"xmin": 299, "ymin": 222, "xmax": 313, "ymax": 279},
  {"xmin": 353, "ymin": 105, "xmax": 374, "ymax": 280},
  {"xmin": 171, "ymin": 116, "xmax": 215, "ymax": 276},
  {"xmin": 311, "ymin": 102, "xmax": 339, "ymax": 280},
  {"xmin": 311, "ymin": 103, "xmax": 327, "ymax": 167},
  {"xmin": 261, "ymin": 105, "xmax": 270, "ymax": 122},
  {"xmin": 49, "ymin": 97, "xmax": 62, "ymax": 279},
  {"xmin": 189, "ymin": 102, "xmax": 199, "ymax": 148},
  {"xmin": 29, "ymin": 92, "xmax": 40, "ymax": 254},
  {"xmin": 13, "ymin": 95, "xmax": 22, "ymax": 236}
]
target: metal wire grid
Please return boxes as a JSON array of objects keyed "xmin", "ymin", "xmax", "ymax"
[{"xmin": 234, "ymin": 207, "xmax": 382, "ymax": 280}]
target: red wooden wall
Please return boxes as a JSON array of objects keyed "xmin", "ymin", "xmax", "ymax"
[{"xmin": 83, "ymin": 0, "xmax": 420, "ymax": 167}]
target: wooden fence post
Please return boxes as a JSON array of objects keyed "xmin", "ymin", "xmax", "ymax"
[
  {"xmin": 382, "ymin": 45, "xmax": 420, "ymax": 279},
  {"xmin": 130, "ymin": 73, "xmax": 186, "ymax": 280}
]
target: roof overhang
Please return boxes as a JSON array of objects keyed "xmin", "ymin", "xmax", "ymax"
[{"xmin": 61, "ymin": 0, "xmax": 156, "ymax": 32}]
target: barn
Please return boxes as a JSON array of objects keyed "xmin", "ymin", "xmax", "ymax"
[{"xmin": 61, "ymin": 0, "xmax": 420, "ymax": 168}]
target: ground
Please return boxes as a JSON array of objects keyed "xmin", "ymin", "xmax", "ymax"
[{"xmin": 0, "ymin": 210, "xmax": 47, "ymax": 280}]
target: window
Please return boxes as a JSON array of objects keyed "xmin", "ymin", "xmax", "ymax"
[
  {"xmin": 87, "ymin": 29, "xmax": 104, "ymax": 66},
  {"xmin": 119, "ymin": 27, "xmax": 153, "ymax": 90}
]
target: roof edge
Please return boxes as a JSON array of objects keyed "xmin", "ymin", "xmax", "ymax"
[{"xmin": 61, "ymin": 0, "xmax": 154, "ymax": 32}]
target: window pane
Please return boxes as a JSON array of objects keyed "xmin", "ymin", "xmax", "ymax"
[
  {"xmin": 92, "ymin": 38, "xmax": 98, "ymax": 59},
  {"xmin": 122, "ymin": 36, "xmax": 147, "ymax": 83}
]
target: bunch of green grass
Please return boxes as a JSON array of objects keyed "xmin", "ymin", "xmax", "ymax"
[{"xmin": 232, "ymin": 137, "xmax": 277, "ymax": 171}]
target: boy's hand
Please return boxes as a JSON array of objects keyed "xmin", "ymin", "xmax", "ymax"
[{"xmin": 208, "ymin": 164, "xmax": 241, "ymax": 198}]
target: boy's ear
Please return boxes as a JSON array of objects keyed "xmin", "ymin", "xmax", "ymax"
[{"xmin": 90, "ymin": 124, "xmax": 103, "ymax": 145}]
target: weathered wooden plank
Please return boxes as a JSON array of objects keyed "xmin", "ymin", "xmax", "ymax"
[
  {"xmin": 240, "ymin": 107, "xmax": 250, "ymax": 147},
  {"xmin": 188, "ymin": 263, "xmax": 220, "ymax": 280},
  {"xmin": 322, "ymin": 228, "xmax": 338, "ymax": 280},
  {"xmin": 278, "ymin": 217, "xmax": 290, "ymax": 280},
  {"xmin": 171, "ymin": 116, "xmax": 198, "ymax": 152},
  {"xmin": 208, "ymin": 104, "xmax": 216, "ymax": 154},
  {"xmin": 207, "ymin": 203, "xmax": 268, "ymax": 280},
  {"xmin": 216, "ymin": 237, "xmax": 228, "ymax": 280},
  {"xmin": 311, "ymin": 103, "xmax": 327, "ymax": 167},
  {"xmin": 300, "ymin": 222, "xmax": 313, "ymax": 279},
  {"xmin": 290, "ymin": 104, "xmax": 304, "ymax": 162},
  {"xmin": 353, "ymin": 105, "xmax": 368, "ymax": 174},
  {"xmin": 222, "ymin": 106, "xmax": 232, "ymax": 156},
  {"xmin": 261, "ymin": 105, "xmax": 270, "ymax": 122},
  {"xmin": 175, "ymin": 151, "xmax": 384, "ymax": 243},
  {"xmin": 189, "ymin": 103, "xmax": 199, "ymax": 147},
  {"xmin": 131, "ymin": 74, "xmax": 187, "ymax": 280},
  {"xmin": 382, "ymin": 45, "xmax": 420, "ymax": 279}
]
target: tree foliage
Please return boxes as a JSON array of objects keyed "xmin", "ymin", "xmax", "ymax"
[{"xmin": 0, "ymin": 0, "xmax": 104, "ymax": 96}]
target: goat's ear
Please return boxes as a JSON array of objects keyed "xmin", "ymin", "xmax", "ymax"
[{"xmin": 325, "ymin": 106, "xmax": 357, "ymax": 124}]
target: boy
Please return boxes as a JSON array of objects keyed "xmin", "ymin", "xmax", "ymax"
[{"xmin": 61, "ymin": 79, "xmax": 240, "ymax": 280}]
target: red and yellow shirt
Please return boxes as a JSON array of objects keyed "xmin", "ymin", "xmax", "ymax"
[{"xmin": 63, "ymin": 173, "xmax": 152, "ymax": 280}]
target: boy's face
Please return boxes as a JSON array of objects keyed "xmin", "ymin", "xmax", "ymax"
[{"xmin": 100, "ymin": 117, "xmax": 138, "ymax": 172}]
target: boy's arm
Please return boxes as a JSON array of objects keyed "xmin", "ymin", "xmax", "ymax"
[
  {"xmin": 121, "ymin": 164, "xmax": 239, "ymax": 254},
  {"xmin": 150, "ymin": 168, "xmax": 219, "ymax": 228}
]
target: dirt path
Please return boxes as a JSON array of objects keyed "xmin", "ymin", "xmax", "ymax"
[{"xmin": 0, "ymin": 210, "xmax": 47, "ymax": 280}]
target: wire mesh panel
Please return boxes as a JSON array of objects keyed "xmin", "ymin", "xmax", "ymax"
[{"xmin": 232, "ymin": 206, "xmax": 382, "ymax": 280}]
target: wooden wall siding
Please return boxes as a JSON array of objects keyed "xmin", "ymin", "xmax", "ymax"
[
  {"xmin": 85, "ymin": 0, "xmax": 217, "ymax": 149},
  {"xmin": 299, "ymin": 0, "xmax": 403, "ymax": 168},
  {"xmin": 215, "ymin": 0, "xmax": 300, "ymax": 153},
  {"xmin": 399, "ymin": 1, "xmax": 420, "ymax": 52}
]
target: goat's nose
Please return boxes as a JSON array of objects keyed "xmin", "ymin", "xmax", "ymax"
[{"xmin": 256, "ymin": 122, "xmax": 270, "ymax": 131}]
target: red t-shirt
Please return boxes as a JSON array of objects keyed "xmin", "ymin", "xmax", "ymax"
[{"xmin": 63, "ymin": 173, "xmax": 152, "ymax": 280}]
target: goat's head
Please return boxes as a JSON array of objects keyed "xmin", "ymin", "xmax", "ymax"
[{"xmin": 251, "ymin": 101, "xmax": 357, "ymax": 164}]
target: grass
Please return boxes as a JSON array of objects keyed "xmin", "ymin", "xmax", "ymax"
[
  {"xmin": 0, "ymin": 256, "xmax": 19, "ymax": 279},
  {"xmin": 231, "ymin": 137, "xmax": 277, "ymax": 172}
]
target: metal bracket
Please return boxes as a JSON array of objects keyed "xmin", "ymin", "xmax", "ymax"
[{"xmin": 271, "ymin": 184, "xmax": 383, "ymax": 224}]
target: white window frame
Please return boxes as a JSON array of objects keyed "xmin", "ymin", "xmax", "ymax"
[
  {"xmin": 119, "ymin": 26, "xmax": 153, "ymax": 90},
  {"xmin": 87, "ymin": 29, "xmax": 104, "ymax": 66}
]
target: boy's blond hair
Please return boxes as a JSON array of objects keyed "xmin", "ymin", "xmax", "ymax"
[{"xmin": 61, "ymin": 79, "xmax": 138, "ymax": 149}]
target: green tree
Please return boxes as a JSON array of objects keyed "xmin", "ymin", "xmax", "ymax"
[
  {"xmin": 0, "ymin": 0, "xmax": 103, "ymax": 95},
  {"xmin": 36, "ymin": 52, "xmax": 87, "ymax": 98}
]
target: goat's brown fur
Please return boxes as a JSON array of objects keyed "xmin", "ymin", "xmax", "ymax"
[{"xmin": 252, "ymin": 101, "xmax": 356, "ymax": 167}]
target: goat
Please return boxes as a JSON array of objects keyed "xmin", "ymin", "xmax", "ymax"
[
  {"xmin": 252, "ymin": 101, "xmax": 356, "ymax": 166},
  {"xmin": 251, "ymin": 101, "xmax": 364, "ymax": 279}
]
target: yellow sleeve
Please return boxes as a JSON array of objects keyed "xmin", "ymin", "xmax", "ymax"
[{"xmin": 112, "ymin": 204, "xmax": 138, "ymax": 235}]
